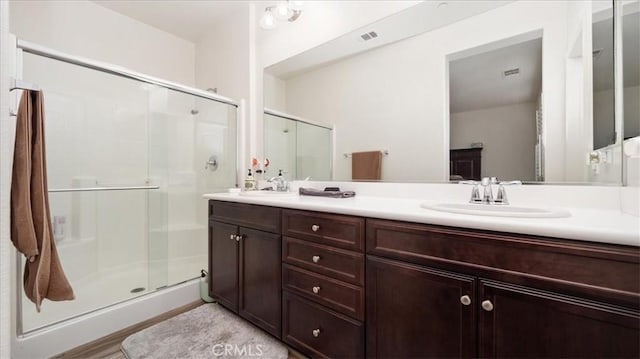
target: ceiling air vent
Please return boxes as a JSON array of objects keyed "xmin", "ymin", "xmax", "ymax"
[
  {"xmin": 503, "ymin": 68, "xmax": 520, "ymax": 77},
  {"xmin": 360, "ymin": 31, "xmax": 378, "ymax": 41}
]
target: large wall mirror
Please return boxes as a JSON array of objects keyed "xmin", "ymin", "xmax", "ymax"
[{"xmin": 263, "ymin": 0, "xmax": 638, "ymax": 184}]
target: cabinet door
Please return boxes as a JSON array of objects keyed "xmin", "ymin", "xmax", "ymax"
[
  {"xmin": 367, "ymin": 256, "xmax": 476, "ymax": 358},
  {"xmin": 209, "ymin": 221, "xmax": 239, "ymax": 312},
  {"xmin": 239, "ymin": 227, "xmax": 282, "ymax": 338},
  {"xmin": 479, "ymin": 280, "xmax": 640, "ymax": 358}
]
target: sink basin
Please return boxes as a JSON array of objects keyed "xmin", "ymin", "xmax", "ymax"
[
  {"xmin": 420, "ymin": 202, "xmax": 570, "ymax": 218},
  {"xmin": 238, "ymin": 190, "xmax": 297, "ymax": 198}
]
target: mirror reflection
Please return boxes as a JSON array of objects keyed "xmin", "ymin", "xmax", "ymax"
[
  {"xmin": 263, "ymin": 110, "xmax": 332, "ymax": 181},
  {"xmin": 449, "ymin": 36, "xmax": 542, "ymax": 181},
  {"xmin": 264, "ymin": 0, "xmax": 636, "ymax": 184}
]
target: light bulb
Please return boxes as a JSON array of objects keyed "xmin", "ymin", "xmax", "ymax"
[
  {"xmin": 274, "ymin": 1, "xmax": 292, "ymax": 21},
  {"xmin": 259, "ymin": 9, "xmax": 277, "ymax": 29}
]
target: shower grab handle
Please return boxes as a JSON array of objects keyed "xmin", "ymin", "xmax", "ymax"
[{"xmin": 48, "ymin": 185, "xmax": 160, "ymax": 193}]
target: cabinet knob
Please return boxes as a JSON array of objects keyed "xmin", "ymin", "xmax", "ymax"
[
  {"xmin": 460, "ymin": 295, "xmax": 471, "ymax": 306},
  {"xmin": 311, "ymin": 224, "xmax": 320, "ymax": 232},
  {"xmin": 312, "ymin": 328, "xmax": 321, "ymax": 337},
  {"xmin": 312, "ymin": 255, "xmax": 321, "ymax": 263},
  {"xmin": 481, "ymin": 300, "xmax": 494, "ymax": 312},
  {"xmin": 230, "ymin": 234, "xmax": 235, "ymax": 240},
  {"xmin": 236, "ymin": 234, "xmax": 243, "ymax": 242},
  {"xmin": 312, "ymin": 286, "xmax": 321, "ymax": 294}
]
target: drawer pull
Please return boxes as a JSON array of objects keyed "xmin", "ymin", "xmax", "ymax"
[
  {"xmin": 311, "ymin": 224, "xmax": 320, "ymax": 232},
  {"xmin": 481, "ymin": 300, "xmax": 494, "ymax": 312},
  {"xmin": 312, "ymin": 286, "xmax": 321, "ymax": 294},
  {"xmin": 460, "ymin": 295, "xmax": 471, "ymax": 306},
  {"xmin": 312, "ymin": 255, "xmax": 321, "ymax": 263},
  {"xmin": 312, "ymin": 328, "xmax": 321, "ymax": 337}
]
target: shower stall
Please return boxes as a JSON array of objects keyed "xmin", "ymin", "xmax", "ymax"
[{"xmin": 13, "ymin": 40, "xmax": 238, "ymax": 337}]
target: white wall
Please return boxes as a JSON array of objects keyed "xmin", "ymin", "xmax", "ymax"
[
  {"xmin": 195, "ymin": 7, "xmax": 250, "ymax": 100},
  {"xmin": 263, "ymin": 73, "xmax": 287, "ymax": 111},
  {"xmin": 0, "ymin": 2, "xmax": 13, "ymax": 356},
  {"xmin": 451, "ymin": 103, "xmax": 537, "ymax": 181},
  {"xmin": 9, "ymin": 0, "xmax": 195, "ymax": 85},
  {"xmin": 282, "ymin": 1, "xmax": 568, "ymax": 182}
]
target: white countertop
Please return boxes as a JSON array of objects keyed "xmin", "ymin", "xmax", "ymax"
[{"xmin": 203, "ymin": 192, "xmax": 640, "ymax": 247}]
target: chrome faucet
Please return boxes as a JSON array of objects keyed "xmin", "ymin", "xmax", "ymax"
[
  {"xmin": 268, "ymin": 170, "xmax": 289, "ymax": 192},
  {"xmin": 461, "ymin": 177, "xmax": 521, "ymax": 204}
]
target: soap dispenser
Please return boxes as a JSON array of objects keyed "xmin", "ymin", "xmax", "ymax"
[{"xmin": 244, "ymin": 169, "xmax": 257, "ymax": 190}]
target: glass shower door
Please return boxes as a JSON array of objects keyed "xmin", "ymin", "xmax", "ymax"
[
  {"xmin": 20, "ymin": 52, "xmax": 159, "ymax": 332},
  {"xmin": 18, "ymin": 49, "xmax": 238, "ymax": 334},
  {"xmin": 148, "ymin": 89, "xmax": 237, "ymax": 288}
]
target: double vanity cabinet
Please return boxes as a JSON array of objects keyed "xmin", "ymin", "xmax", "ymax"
[{"xmin": 208, "ymin": 199, "xmax": 640, "ymax": 358}]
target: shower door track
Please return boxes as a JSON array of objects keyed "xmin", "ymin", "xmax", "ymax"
[{"xmin": 16, "ymin": 39, "xmax": 238, "ymax": 107}]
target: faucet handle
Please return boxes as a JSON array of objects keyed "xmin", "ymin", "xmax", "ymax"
[
  {"xmin": 458, "ymin": 180, "xmax": 479, "ymax": 185},
  {"xmin": 469, "ymin": 184, "xmax": 482, "ymax": 203},
  {"xmin": 459, "ymin": 181, "xmax": 483, "ymax": 203},
  {"xmin": 494, "ymin": 181, "xmax": 521, "ymax": 204},
  {"xmin": 498, "ymin": 180, "xmax": 522, "ymax": 186}
]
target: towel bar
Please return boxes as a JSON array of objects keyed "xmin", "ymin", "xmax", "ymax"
[
  {"xmin": 9, "ymin": 78, "xmax": 40, "ymax": 92},
  {"xmin": 343, "ymin": 150, "xmax": 389, "ymax": 158}
]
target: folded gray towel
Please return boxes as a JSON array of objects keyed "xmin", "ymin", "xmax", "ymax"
[{"xmin": 299, "ymin": 187, "xmax": 356, "ymax": 198}]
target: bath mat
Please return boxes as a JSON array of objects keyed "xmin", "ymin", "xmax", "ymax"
[{"xmin": 121, "ymin": 303, "xmax": 288, "ymax": 359}]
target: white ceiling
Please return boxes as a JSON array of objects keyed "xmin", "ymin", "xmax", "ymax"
[
  {"xmin": 266, "ymin": 1, "xmax": 513, "ymax": 78},
  {"xmin": 449, "ymin": 38, "xmax": 542, "ymax": 113},
  {"xmin": 91, "ymin": 0, "xmax": 249, "ymax": 42}
]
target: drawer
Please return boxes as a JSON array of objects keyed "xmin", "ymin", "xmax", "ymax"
[
  {"xmin": 283, "ymin": 237, "xmax": 364, "ymax": 285},
  {"xmin": 209, "ymin": 200, "xmax": 281, "ymax": 233},
  {"xmin": 366, "ymin": 218, "xmax": 640, "ymax": 308},
  {"xmin": 283, "ymin": 292, "xmax": 364, "ymax": 359},
  {"xmin": 283, "ymin": 210, "xmax": 364, "ymax": 251},
  {"xmin": 283, "ymin": 264, "xmax": 364, "ymax": 321}
]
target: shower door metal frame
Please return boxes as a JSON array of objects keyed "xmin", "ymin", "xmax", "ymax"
[{"xmin": 16, "ymin": 39, "xmax": 238, "ymax": 107}]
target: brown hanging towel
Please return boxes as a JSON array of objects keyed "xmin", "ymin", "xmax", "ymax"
[
  {"xmin": 351, "ymin": 151, "xmax": 382, "ymax": 181},
  {"xmin": 10, "ymin": 90, "xmax": 74, "ymax": 312}
]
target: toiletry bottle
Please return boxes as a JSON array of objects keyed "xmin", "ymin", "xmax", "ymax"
[{"xmin": 244, "ymin": 169, "xmax": 256, "ymax": 191}]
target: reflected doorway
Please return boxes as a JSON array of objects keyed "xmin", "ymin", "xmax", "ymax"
[{"xmin": 448, "ymin": 36, "xmax": 542, "ymax": 182}]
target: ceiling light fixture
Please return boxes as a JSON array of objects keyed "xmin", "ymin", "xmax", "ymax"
[
  {"xmin": 259, "ymin": 7, "xmax": 277, "ymax": 30},
  {"xmin": 260, "ymin": 0, "xmax": 303, "ymax": 30}
]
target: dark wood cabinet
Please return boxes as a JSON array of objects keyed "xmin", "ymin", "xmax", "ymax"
[
  {"xmin": 367, "ymin": 256, "xmax": 476, "ymax": 358},
  {"xmin": 209, "ymin": 200, "xmax": 639, "ymax": 358},
  {"xmin": 478, "ymin": 280, "xmax": 640, "ymax": 358},
  {"xmin": 239, "ymin": 227, "xmax": 282, "ymax": 337},
  {"xmin": 450, "ymin": 148, "xmax": 482, "ymax": 180},
  {"xmin": 366, "ymin": 218, "xmax": 640, "ymax": 358},
  {"xmin": 281, "ymin": 209, "xmax": 366, "ymax": 358},
  {"xmin": 209, "ymin": 221, "xmax": 239, "ymax": 311},
  {"xmin": 208, "ymin": 201, "xmax": 282, "ymax": 338},
  {"xmin": 283, "ymin": 292, "xmax": 364, "ymax": 359}
]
